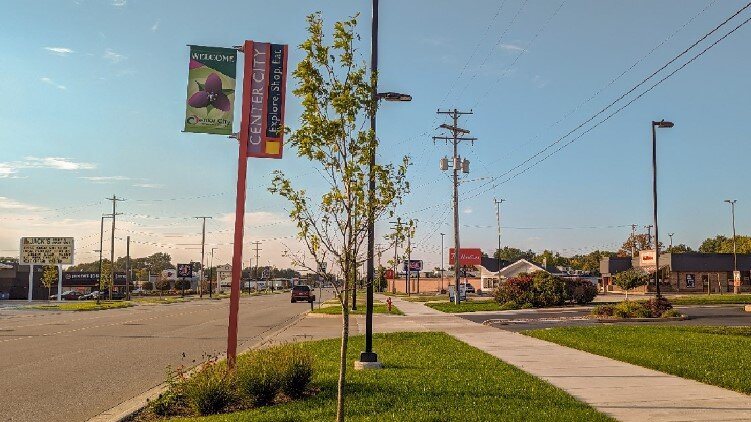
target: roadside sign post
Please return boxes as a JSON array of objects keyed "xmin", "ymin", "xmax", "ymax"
[{"xmin": 19, "ymin": 237, "xmax": 75, "ymax": 303}]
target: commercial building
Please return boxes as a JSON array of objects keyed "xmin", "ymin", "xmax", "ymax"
[
  {"xmin": 600, "ymin": 251, "xmax": 751, "ymax": 294},
  {"xmin": 0, "ymin": 264, "xmax": 128, "ymax": 300}
]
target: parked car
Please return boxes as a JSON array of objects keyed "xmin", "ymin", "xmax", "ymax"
[
  {"xmin": 79, "ymin": 291, "xmax": 101, "ymax": 300},
  {"xmin": 464, "ymin": 283, "xmax": 476, "ymax": 294},
  {"xmin": 79, "ymin": 290, "xmax": 126, "ymax": 300},
  {"xmin": 291, "ymin": 285, "xmax": 316, "ymax": 303},
  {"xmin": 49, "ymin": 290, "xmax": 83, "ymax": 300},
  {"xmin": 130, "ymin": 288, "xmax": 146, "ymax": 295}
]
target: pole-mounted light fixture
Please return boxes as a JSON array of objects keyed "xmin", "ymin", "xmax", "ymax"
[{"xmin": 377, "ymin": 91, "xmax": 412, "ymax": 102}]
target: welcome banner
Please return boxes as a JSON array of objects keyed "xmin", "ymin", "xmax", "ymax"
[
  {"xmin": 242, "ymin": 41, "xmax": 288, "ymax": 159},
  {"xmin": 184, "ymin": 46, "xmax": 237, "ymax": 135}
]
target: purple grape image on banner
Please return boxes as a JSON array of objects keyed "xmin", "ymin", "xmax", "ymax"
[{"xmin": 188, "ymin": 73, "xmax": 231, "ymax": 112}]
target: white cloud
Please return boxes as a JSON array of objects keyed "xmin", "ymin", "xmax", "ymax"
[
  {"xmin": 80, "ymin": 176, "xmax": 131, "ymax": 183},
  {"xmin": 0, "ymin": 163, "xmax": 18, "ymax": 178},
  {"xmin": 463, "ymin": 207, "xmax": 473, "ymax": 214},
  {"xmin": 44, "ymin": 47, "xmax": 74, "ymax": 56},
  {"xmin": 0, "ymin": 197, "xmax": 44, "ymax": 212},
  {"xmin": 133, "ymin": 183, "xmax": 163, "ymax": 189},
  {"xmin": 112, "ymin": 0, "xmax": 126, "ymax": 6},
  {"xmin": 24, "ymin": 157, "xmax": 96, "ymax": 170},
  {"xmin": 103, "ymin": 48, "xmax": 126, "ymax": 63},
  {"xmin": 151, "ymin": 19, "xmax": 160, "ymax": 32},
  {"xmin": 40, "ymin": 77, "xmax": 67, "ymax": 90},
  {"xmin": 499, "ymin": 43, "xmax": 526, "ymax": 52}
]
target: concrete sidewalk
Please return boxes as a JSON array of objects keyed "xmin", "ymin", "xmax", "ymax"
[{"xmin": 260, "ymin": 295, "xmax": 751, "ymax": 420}]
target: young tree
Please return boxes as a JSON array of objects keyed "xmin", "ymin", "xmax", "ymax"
[
  {"xmin": 270, "ymin": 13, "xmax": 409, "ymax": 422},
  {"xmin": 613, "ymin": 267, "xmax": 649, "ymax": 299},
  {"xmin": 42, "ymin": 265, "xmax": 58, "ymax": 300}
]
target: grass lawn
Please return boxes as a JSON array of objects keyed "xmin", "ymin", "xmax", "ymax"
[
  {"xmin": 309, "ymin": 302, "xmax": 404, "ymax": 316},
  {"xmin": 427, "ymin": 299, "xmax": 507, "ymax": 313},
  {"xmin": 27, "ymin": 301, "xmax": 134, "ymax": 311},
  {"xmin": 524, "ymin": 326, "xmax": 751, "ymax": 395},
  {"xmin": 403, "ymin": 295, "xmax": 448, "ymax": 302},
  {"xmin": 670, "ymin": 294, "xmax": 751, "ymax": 305},
  {"xmin": 133, "ymin": 296, "xmax": 193, "ymax": 305},
  {"xmin": 174, "ymin": 332, "xmax": 612, "ymax": 422}
]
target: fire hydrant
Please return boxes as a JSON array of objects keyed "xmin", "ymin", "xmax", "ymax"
[{"xmin": 386, "ymin": 297, "xmax": 393, "ymax": 312}]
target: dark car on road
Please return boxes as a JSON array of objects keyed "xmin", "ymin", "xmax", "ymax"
[
  {"xmin": 49, "ymin": 290, "xmax": 83, "ymax": 300},
  {"xmin": 79, "ymin": 290, "xmax": 126, "ymax": 300},
  {"xmin": 291, "ymin": 285, "xmax": 316, "ymax": 303}
]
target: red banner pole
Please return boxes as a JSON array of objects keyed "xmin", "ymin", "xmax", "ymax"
[{"xmin": 227, "ymin": 40, "xmax": 254, "ymax": 371}]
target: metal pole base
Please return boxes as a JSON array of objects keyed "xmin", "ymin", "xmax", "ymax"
[{"xmin": 358, "ymin": 351, "xmax": 379, "ymax": 363}]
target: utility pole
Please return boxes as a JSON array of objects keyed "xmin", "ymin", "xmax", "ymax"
[
  {"xmin": 406, "ymin": 228, "xmax": 411, "ymax": 296},
  {"xmin": 126, "ymin": 236, "xmax": 131, "ymax": 300},
  {"xmin": 195, "ymin": 216, "xmax": 212, "ymax": 297},
  {"xmin": 494, "ymin": 198, "xmax": 505, "ymax": 288},
  {"xmin": 209, "ymin": 247, "xmax": 218, "ymax": 297},
  {"xmin": 644, "ymin": 225, "xmax": 653, "ymax": 249},
  {"xmin": 251, "ymin": 241, "xmax": 261, "ymax": 291},
  {"xmin": 389, "ymin": 218, "xmax": 402, "ymax": 294},
  {"xmin": 106, "ymin": 195, "xmax": 124, "ymax": 301},
  {"xmin": 440, "ymin": 232, "xmax": 445, "ymax": 293},
  {"xmin": 434, "ymin": 109, "xmax": 477, "ymax": 304},
  {"xmin": 725, "ymin": 199, "xmax": 738, "ymax": 293},
  {"xmin": 630, "ymin": 224, "xmax": 637, "ymax": 258}
]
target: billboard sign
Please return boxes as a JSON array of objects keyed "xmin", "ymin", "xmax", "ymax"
[
  {"xmin": 20, "ymin": 237, "xmax": 74, "ymax": 265},
  {"xmin": 240, "ymin": 41, "xmax": 288, "ymax": 159},
  {"xmin": 402, "ymin": 260, "xmax": 423, "ymax": 272},
  {"xmin": 185, "ymin": 45, "xmax": 237, "ymax": 135},
  {"xmin": 448, "ymin": 248, "xmax": 482, "ymax": 266},
  {"xmin": 639, "ymin": 250, "xmax": 656, "ymax": 267},
  {"xmin": 63, "ymin": 272, "xmax": 127, "ymax": 286},
  {"xmin": 177, "ymin": 263, "xmax": 193, "ymax": 278}
]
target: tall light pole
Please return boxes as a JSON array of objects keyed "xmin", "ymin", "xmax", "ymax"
[
  {"xmin": 440, "ymin": 232, "xmax": 445, "ymax": 293},
  {"xmin": 210, "ymin": 247, "xmax": 218, "ymax": 297},
  {"xmin": 494, "ymin": 198, "xmax": 505, "ymax": 289},
  {"xmin": 362, "ymin": 0, "xmax": 412, "ymax": 367},
  {"xmin": 651, "ymin": 119, "xmax": 674, "ymax": 298},
  {"xmin": 97, "ymin": 214, "xmax": 113, "ymax": 305},
  {"xmin": 195, "ymin": 216, "xmax": 212, "ymax": 297},
  {"xmin": 725, "ymin": 199, "xmax": 738, "ymax": 293}
]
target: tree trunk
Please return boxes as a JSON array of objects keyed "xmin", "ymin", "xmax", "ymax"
[{"xmin": 336, "ymin": 272, "xmax": 350, "ymax": 422}]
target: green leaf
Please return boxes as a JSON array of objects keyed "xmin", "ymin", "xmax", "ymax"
[{"xmin": 222, "ymin": 89, "xmax": 235, "ymax": 95}]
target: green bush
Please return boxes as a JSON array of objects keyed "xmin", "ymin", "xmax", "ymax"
[
  {"xmin": 175, "ymin": 279, "xmax": 192, "ymax": 291},
  {"xmin": 277, "ymin": 346, "xmax": 313, "ymax": 399},
  {"xmin": 591, "ymin": 304, "xmax": 614, "ymax": 317},
  {"xmin": 661, "ymin": 309, "xmax": 682, "ymax": 318},
  {"xmin": 532, "ymin": 272, "xmax": 566, "ymax": 307},
  {"xmin": 613, "ymin": 301, "xmax": 649, "ymax": 318},
  {"xmin": 633, "ymin": 307, "xmax": 652, "ymax": 318},
  {"xmin": 182, "ymin": 362, "xmax": 236, "ymax": 415},
  {"xmin": 499, "ymin": 301, "xmax": 519, "ymax": 310},
  {"xmin": 565, "ymin": 279, "xmax": 598, "ymax": 304},
  {"xmin": 236, "ymin": 350, "xmax": 282, "ymax": 406},
  {"xmin": 646, "ymin": 297, "xmax": 673, "ymax": 317},
  {"xmin": 141, "ymin": 281, "xmax": 154, "ymax": 290},
  {"xmin": 494, "ymin": 274, "xmax": 534, "ymax": 306}
]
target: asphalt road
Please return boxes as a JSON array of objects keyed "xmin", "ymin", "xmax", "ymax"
[
  {"xmin": 0, "ymin": 293, "xmax": 311, "ymax": 422},
  {"xmin": 459, "ymin": 304, "xmax": 751, "ymax": 332}
]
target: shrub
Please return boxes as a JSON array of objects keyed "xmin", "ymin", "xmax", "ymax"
[
  {"xmin": 531, "ymin": 272, "xmax": 566, "ymax": 307},
  {"xmin": 150, "ymin": 366, "xmax": 188, "ymax": 417},
  {"xmin": 498, "ymin": 301, "xmax": 519, "ymax": 310},
  {"xmin": 661, "ymin": 309, "xmax": 682, "ymax": 318},
  {"xmin": 565, "ymin": 278, "xmax": 598, "ymax": 304},
  {"xmin": 182, "ymin": 362, "xmax": 236, "ymax": 415},
  {"xmin": 175, "ymin": 279, "xmax": 192, "ymax": 291},
  {"xmin": 646, "ymin": 297, "xmax": 673, "ymax": 317},
  {"xmin": 633, "ymin": 307, "xmax": 652, "ymax": 318},
  {"xmin": 591, "ymin": 304, "xmax": 614, "ymax": 317},
  {"xmin": 613, "ymin": 301, "xmax": 649, "ymax": 318},
  {"xmin": 236, "ymin": 350, "xmax": 282, "ymax": 406},
  {"xmin": 277, "ymin": 346, "xmax": 313, "ymax": 399},
  {"xmin": 494, "ymin": 274, "xmax": 533, "ymax": 306},
  {"xmin": 141, "ymin": 281, "xmax": 154, "ymax": 290}
]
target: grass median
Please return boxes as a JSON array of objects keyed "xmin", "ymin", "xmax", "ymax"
[
  {"xmin": 309, "ymin": 302, "xmax": 404, "ymax": 316},
  {"xmin": 524, "ymin": 326, "xmax": 751, "ymax": 395},
  {"xmin": 426, "ymin": 299, "xmax": 506, "ymax": 313},
  {"xmin": 670, "ymin": 294, "xmax": 751, "ymax": 305},
  {"xmin": 26, "ymin": 301, "xmax": 134, "ymax": 311},
  {"xmin": 173, "ymin": 332, "xmax": 612, "ymax": 422}
]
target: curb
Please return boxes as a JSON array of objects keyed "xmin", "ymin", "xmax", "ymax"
[
  {"xmin": 87, "ymin": 312, "xmax": 308, "ymax": 422},
  {"xmin": 595, "ymin": 315, "xmax": 688, "ymax": 323}
]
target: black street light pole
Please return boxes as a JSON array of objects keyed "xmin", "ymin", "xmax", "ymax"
[
  {"xmin": 725, "ymin": 199, "xmax": 738, "ymax": 293},
  {"xmin": 652, "ymin": 119, "xmax": 674, "ymax": 298},
  {"xmin": 362, "ymin": 0, "xmax": 411, "ymax": 367}
]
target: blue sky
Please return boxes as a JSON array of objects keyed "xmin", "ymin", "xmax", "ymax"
[{"xmin": 1, "ymin": 0, "xmax": 750, "ymax": 270}]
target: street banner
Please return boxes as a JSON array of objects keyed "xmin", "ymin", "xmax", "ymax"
[
  {"xmin": 20, "ymin": 237, "xmax": 74, "ymax": 265},
  {"xmin": 242, "ymin": 41, "xmax": 288, "ymax": 159},
  {"xmin": 184, "ymin": 45, "xmax": 237, "ymax": 135},
  {"xmin": 448, "ymin": 248, "xmax": 482, "ymax": 266}
]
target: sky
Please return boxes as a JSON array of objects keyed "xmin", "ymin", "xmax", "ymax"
[{"xmin": 1, "ymin": 0, "xmax": 750, "ymax": 272}]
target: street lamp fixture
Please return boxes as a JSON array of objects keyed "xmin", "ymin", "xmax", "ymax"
[
  {"xmin": 377, "ymin": 91, "xmax": 412, "ymax": 102},
  {"xmin": 651, "ymin": 119, "xmax": 674, "ymax": 298}
]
